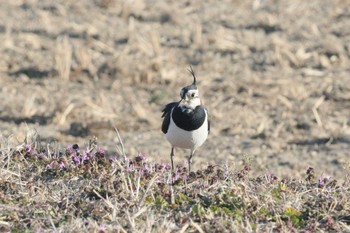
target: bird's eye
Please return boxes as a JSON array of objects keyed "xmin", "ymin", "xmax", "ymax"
[{"xmin": 191, "ymin": 93, "xmax": 195, "ymax": 97}]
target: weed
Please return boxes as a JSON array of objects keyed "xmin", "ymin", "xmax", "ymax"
[{"xmin": 1, "ymin": 139, "xmax": 349, "ymax": 232}]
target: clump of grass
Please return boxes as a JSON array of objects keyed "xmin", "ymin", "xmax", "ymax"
[{"xmin": 0, "ymin": 139, "xmax": 349, "ymax": 232}]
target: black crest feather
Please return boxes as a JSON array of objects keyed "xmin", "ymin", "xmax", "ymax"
[{"xmin": 187, "ymin": 66, "xmax": 197, "ymax": 85}]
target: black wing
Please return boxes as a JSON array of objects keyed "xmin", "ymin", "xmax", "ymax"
[{"xmin": 161, "ymin": 102, "xmax": 178, "ymax": 134}]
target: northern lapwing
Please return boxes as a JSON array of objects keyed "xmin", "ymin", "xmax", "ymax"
[{"xmin": 161, "ymin": 67, "xmax": 210, "ymax": 173}]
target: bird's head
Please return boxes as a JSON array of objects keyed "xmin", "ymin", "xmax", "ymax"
[{"xmin": 179, "ymin": 66, "xmax": 201, "ymax": 109}]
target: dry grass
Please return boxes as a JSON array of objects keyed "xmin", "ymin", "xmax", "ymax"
[
  {"xmin": 0, "ymin": 0, "xmax": 350, "ymax": 231},
  {"xmin": 55, "ymin": 36, "xmax": 72, "ymax": 81},
  {"xmin": 0, "ymin": 136, "xmax": 349, "ymax": 232},
  {"xmin": 0, "ymin": 1, "xmax": 349, "ymax": 180}
]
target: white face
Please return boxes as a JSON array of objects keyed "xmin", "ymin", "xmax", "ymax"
[
  {"xmin": 185, "ymin": 89, "xmax": 199, "ymax": 99},
  {"xmin": 180, "ymin": 89, "xmax": 201, "ymax": 109}
]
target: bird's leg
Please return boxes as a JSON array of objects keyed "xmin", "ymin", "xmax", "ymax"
[
  {"xmin": 188, "ymin": 150, "xmax": 194, "ymax": 173},
  {"xmin": 170, "ymin": 147, "xmax": 175, "ymax": 204},
  {"xmin": 170, "ymin": 147, "xmax": 175, "ymax": 173}
]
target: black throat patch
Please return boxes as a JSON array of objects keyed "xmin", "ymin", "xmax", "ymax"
[{"xmin": 172, "ymin": 105, "xmax": 206, "ymax": 131}]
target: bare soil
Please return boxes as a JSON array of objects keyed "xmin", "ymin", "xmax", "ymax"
[{"xmin": 0, "ymin": 0, "xmax": 349, "ymax": 179}]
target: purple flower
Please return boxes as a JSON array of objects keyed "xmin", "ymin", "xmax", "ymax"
[
  {"xmin": 37, "ymin": 153, "xmax": 46, "ymax": 160},
  {"xmin": 72, "ymin": 155, "xmax": 81, "ymax": 165},
  {"xmin": 126, "ymin": 164, "xmax": 134, "ymax": 172},
  {"xmin": 306, "ymin": 166, "xmax": 314, "ymax": 175},
  {"xmin": 83, "ymin": 148, "xmax": 89, "ymax": 156},
  {"xmin": 99, "ymin": 222, "xmax": 106, "ymax": 232},
  {"xmin": 139, "ymin": 167, "xmax": 145, "ymax": 176},
  {"xmin": 98, "ymin": 147, "xmax": 105, "ymax": 154},
  {"xmin": 318, "ymin": 174, "xmax": 332, "ymax": 188},
  {"xmin": 108, "ymin": 154, "xmax": 119, "ymax": 163},
  {"xmin": 66, "ymin": 144, "xmax": 74, "ymax": 155},
  {"xmin": 59, "ymin": 161, "xmax": 66, "ymax": 169},
  {"xmin": 25, "ymin": 145, "xmax": 33, "ymax": 152},
  {"xmin": 82, "ymin": 149, "xmax": 90, "ymax": 162},
  {"xmin": 83, "ymin": 219, "xmax": 89, "ymax": 226},
  {"xmin": 143, "ymin": 163, "xmax": 151, "ymax": 172},
  {"xmin": 164, "ymin": 163, "xmax": 171, "ymax": 170},
  {"xmin": 72, "ymin": 144, "xmax": 79, "ymax": 150},
  {"xmin": 157, "ymin": 162, "xmax": 170, "ymax": 171},
  {"xmin": 182, "ymin": 174, "xmax": 188, "ymax": 181},
  {"xmin": 24, "ymin": 145, "xmax": 36, "ymax": 159},
  {"xmin": 46, "ymin": 162, "xmax": 53, "ymax": 170},
  {"xmin": 265, "ymin": 172, "xmax": 277, "ymax": 183},
  {"xmin": 139, "ymin": 153, "xmax": 147, "ymax": 160}
]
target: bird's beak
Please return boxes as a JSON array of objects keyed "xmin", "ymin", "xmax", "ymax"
[{"xmin": 181, "ymin": 95, "xmax": 189, "ymax": 102}]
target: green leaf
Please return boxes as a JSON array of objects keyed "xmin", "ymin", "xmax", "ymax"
[
  {"xmin": 155, "ymin": 196, "xmax": 169, "ymax": 209},
  {"xmin": 285, "ymin": 207, "xmax": 301, "ymax": 217},
  {"xmin": 192, "ymin": 204, "xmax": 206, "ymax": 215},
  {"xmin": 284, "ymin": 207, "xmax": 302, "ymax": 228},
  {"xmin": 145, "ymin": 195, "xmax": 153, "ymax": 204},
  {"xmin": 178, "ymin": 193, "xmax": 187, "ymax": 201},
  {"xmin": 209, "ymin": 205, "xmax": 221, "ymax": 213}
]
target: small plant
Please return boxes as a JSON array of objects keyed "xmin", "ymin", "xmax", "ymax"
[{"xmin": 0, "ymin": 140, "xmax": 349, "ymax": 232}]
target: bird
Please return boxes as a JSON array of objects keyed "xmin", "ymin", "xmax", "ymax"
[{"xmin": 161, "ymin": 67, "xmax": 210, "ymax": 173}]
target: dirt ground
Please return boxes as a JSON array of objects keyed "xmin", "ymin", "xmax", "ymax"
[{"xmin": 0, "ymin": 0, "xmax": 349, "ymax": 180}]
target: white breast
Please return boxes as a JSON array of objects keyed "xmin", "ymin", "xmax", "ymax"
[{"xmin": 165, "ymin": 109, "xmax": 208, "ymax": 151}]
